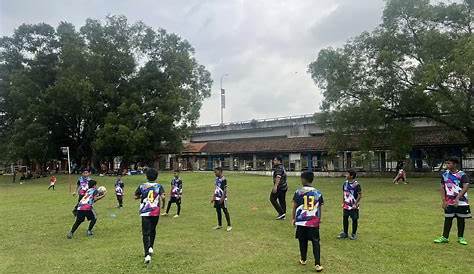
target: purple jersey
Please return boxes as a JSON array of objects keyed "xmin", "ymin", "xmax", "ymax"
[
  {"xmin": 170, "ymin": 178, "xmax": 183, "ymax": 198},
  {"xmin": 442, "ymin": 170, "xmax": 469, "ymax": 206},
  {"xmin": 293, "ymin": 186, "xmax": 324, "ymax": 228},
  {"xmin": 135, "ymin": 182, "xmax": 164, "ymax": 217},
  {"xmin": 77, "ymin": 176, "xmax": 90, "ymax": 196},
  {"xmin": 343, "ymin": 180, "xmax": 361, "ymax": 210},
  {"xmin": 214, "ymin": 176, "xmax": 227, "ymax": 201},
  {"xmin": 77, "ymin": 187, "xmax": 98, "ymax": 211},
  {"xmin": 115, "ymin": 180, "xmax": 124, "ymax": 196}
]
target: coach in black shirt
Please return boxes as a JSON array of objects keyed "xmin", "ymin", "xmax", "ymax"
[{"xmin": 270, "ymin": 155, "xmax": 288, "ymax": 220}]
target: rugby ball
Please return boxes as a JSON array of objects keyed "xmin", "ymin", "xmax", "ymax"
[{"xmin": 97, "ymin": 186, "xmax": 107, "ymax": 194}]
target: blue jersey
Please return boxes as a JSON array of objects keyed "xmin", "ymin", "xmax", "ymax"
[
  {"xmin": 293, "ymin": 186, "xmax": 324, "ymax": 228},
  {"xmin": 134, "ymin": 182, "xmax": 165, "ymax": 217},
  {"xmin": 214, "ymin": 176, "xmax": 227, "ymax": 201}
]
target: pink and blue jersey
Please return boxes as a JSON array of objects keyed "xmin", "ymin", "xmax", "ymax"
[
  {"xmin": 293, "ymin": 186, "xmax": 324, "ymax": 228},
  {"xmin": 442, "ymin": 170, "xmax": 469, "ymax": 206},
  {"xmin": 214, "ymin": 176, "xmax": 227, "ymax": 201},
  {"xmin": 343, "ymin": 180, "xmax": 362, "ymax": 210},
  {"xmin": 170, "ymin": 178, "xmax": 183, "ymax": 198},
  {"xmin": 77, "ymin": 176, "xmax": 90, "ymax": 196},
  {"xmin": 77, "ymin": 187, "xmax": 99, "ymax": 211},
  {"xmin": 115, "ymin": 179, "xmax": 124, "ymax": 196},
  {"xmin": 135, "ymin": 182, "xmax": 164, "ymax": 217}
]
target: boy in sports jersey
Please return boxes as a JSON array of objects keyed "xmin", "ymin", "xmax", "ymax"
[
  {"xmin": 163, "ymin": 170, "xmax": 183, "ymax": 218},
  {"xmin": 72, "ymin": 169, "xmax": 91, "ymax": 216},
  {"xmin": 337, "ymin": 170, "xmax": 362, "ymax": 240},
  {"xmin": 211, "ymin": 167, "xmax": 232, "ymax": 232},
  {"xmin": 271, "ymin": 155, "xmax": 288, "ymax": 220},
  {"xmin": 135, "ymin": 168, "xmax": 165, "ymax": 264},
  {"xmin": 115, "ymin": 176, "xmax": 124, "ymax": 208},
  {"xmin": 292, "ymin": 171, "xmax": 323, "ymax": 272},
  {"xmin": 434, "ymin": 158, "xmax": 471, "ymax": 245},
  {"xmin": 67, "ymin": 180, "xmax": 105, "ymax": 239},
  {"xmin": 48, "ymin": 175, "xmax": 57, "ymax": 190}
]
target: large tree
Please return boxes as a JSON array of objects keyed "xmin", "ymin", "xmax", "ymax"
[
  {"xmin": 309, "ymin": 0, "xmax": 473, "ymax": 155},
  {"xmin": 0, "ymin": 15, "xmax": 212, "ymax": 167}
]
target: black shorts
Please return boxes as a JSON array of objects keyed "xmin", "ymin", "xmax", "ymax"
[
  {"xmin": 295, "ymin": 226, "xmax": 320, "ymax": 241},
  {"xmin": 214, "ymin": 200, "xmax": 228, "ymax": 209},
  {"xmin": 169, "ymin": 197, "xmax": 181, "ymax": 203},
  {"xmin": 77, "ymin": 210, "xmax": 96, "ymax": 221},
  {"xmin": 343, "ymin": 209, "xmax": 359, "ymax": 220},
  {"xmin": 444, "ymin": 205, "xmax": 472, "ymax": 218}
]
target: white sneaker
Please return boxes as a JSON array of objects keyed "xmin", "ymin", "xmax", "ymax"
[
  {"xmin": 161, "ymin": 213, "xmax": 168, "ymax": 216},
  {"xmin": 173, "ymin": 214, "xmax": 179, "ymax": 218},
  {"xmin": 213, "ymin": 225, "xmax": 223, "ymax": 230},
  {"xmin": 226, "ymin": 226, "xmax": 233, "ymax": 232},
  {"xmin": 148, "ymin": 247, "xmax": 154, "ymax": 256},
  {"xmin": 144, "ymin": 255, "xmax": 151, "ymax": 264}
]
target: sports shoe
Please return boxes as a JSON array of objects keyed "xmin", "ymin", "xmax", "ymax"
[
  {"xmin": 433, "ymin": 236, "xmax": 449, "ymax": 243},
  {"xmin": 226, "ymin": 226, "xmax": 233, "ymax": 232},
  {"xmin": 349, "ymin": 234, "xmax": 358, "ymax": 240},
  {"xmin": 276, "ymin": 214, "xmax": 286, "ymax": 220},
  {"xmin": 162, "ymin": 213, "xmax": 168, "ymax": 216},
  {"xmin": 299, "ymin": 259, "xmax": 307, "ymax": 265},
  {"xmin": 67, "ymin": 232, "xmax": 73, "ymax": 239},
  {"xmin": 213, "ymin": 225, "xmax": 223, "ymax": 230},
  {"xmin": 86, "ymin": 230, "xmax": 94, "ymax": 237},
  {"xmin": 173, "ymin": 214, "xmax": 179, "ymax": 218},
  {"xmin": 148, "ymin": 247, "xmax": 154, "ymax": 255},
  {"xmin": 144, "ymin": 255, "xmax": 151, "ymax": 264},
  {"xmin": 337, "ymin": 232, "xmax": 348, "ymax": 239},
  {"xmin": 315, "ymin": 265, "xmax": 324, "ymax": 272},
  {"xmin": 458, "ymin": 237, "xmax": 468, "ymax": 245}
]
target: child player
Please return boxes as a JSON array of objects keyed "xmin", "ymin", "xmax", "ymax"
[
  {"xmin": 163, "ymin": 170, "xmax": 183, "ymax": 218},
  {"xmin": 210, "ymin": 167, "xmax": 232, "ymax": 232},
  {"xmin": 48, "ymin": 175, "xmax": 57, "ymax": 190},
  {"xmin": 135, "ymin": 168, "xmax": 165, "ymax": 264},
  {"xmin": 434, "ymin": 158, "xmax": 471, "ymax": 245},
  {"xmin": 72, "ymin": 169, "xmax": 91, "ymax": 216},
  {"xmin": 292, "ymin": 171, "xmax": 324, "ymax": 272},
  {"xmin": 67, "ymin": 180, "xmax": 106, "ymax": 239},
  {"xmin": 115, "ymin": 175, "xmax": 125, "ymax": 208},
  {"xmin": 338, "ymin": 170, "xmax": 362, "ymax": 240}
]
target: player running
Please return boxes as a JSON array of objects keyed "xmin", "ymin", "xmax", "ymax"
[
  {"xmin": 67, "ymin": 180, "xmax": 106, "ymax": 239},
  {"xmin": 211, "ymin": 167, "xmax": 232, "ymax": 232},
  {"xmin": 48, "ymin": 175, "xmax": 57, "ymax": 190},
  {"xmin": 270, "ymin": 155, "xmax": 288, "ymax": 220},
  {"xmin": 163, "ymin": 170, "xmax": 183, "ymax": 218},
  {"xmin": 135, "ymin": 168, "xmax": 165, "ymax": 264},
  {"xmin": 434, "ymin": 158, "xmax": 471, "ymax": 245},
  {"xmin": 292, "ymin": 171, "xmax": 324, "ymax": 272}
]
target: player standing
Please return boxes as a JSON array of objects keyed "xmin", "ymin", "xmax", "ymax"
[
  {"xmin": 115, "ymin": 175, "xmax": 125, "ymax": 208},
  {"xmin": 163, "ymin": 170, "xmax": 183, "ymax": 218},
  {"xmin": 292, "ymin": 171, "xmax": 324, "ymax": 272},
  {"xmin": 211, "ymin": 167, "xmax": 232, "ymax": 232},
  {"xmin": 337, "ymin": 170, "xmax": 362, "ymax": 240},
  {"xmin": 135, "ymin": 168, "xmax": 165, "ymax": 264},
  {"xmin": 434, "ymin": 158, "xmax": 471, "ymax": 245}
]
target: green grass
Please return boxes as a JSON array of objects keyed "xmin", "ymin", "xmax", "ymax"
[{"xmin": 0, "ymin": 172, "xmax": 473, "ymax": 273}]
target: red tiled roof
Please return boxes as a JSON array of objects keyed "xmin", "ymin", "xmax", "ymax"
[{"xmin": 182, "ymin": 142, "xmax": 208, "ymax": 154}]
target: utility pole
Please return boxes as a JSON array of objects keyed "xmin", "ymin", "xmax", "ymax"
[{"xmin": 220, "ymin": 74, "xmax": 228, "ymax": 124}]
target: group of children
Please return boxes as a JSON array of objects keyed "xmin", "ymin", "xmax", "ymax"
[{"xmin": 60, "ymin": 157, "xmax": 469, "ymax": 272}]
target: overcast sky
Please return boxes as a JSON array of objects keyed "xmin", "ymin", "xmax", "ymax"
[{"xmin": 0, "ymin": 0, "xmax": 385, "ymax": 125}]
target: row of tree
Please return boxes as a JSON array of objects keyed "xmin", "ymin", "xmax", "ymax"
[
  {"xmin": 310, "ymin": 0, "xmax": 473, "ymax": 158},
  {"xmin": 0, "ymin": 15, "xmax": 212, "ymax": 168}
]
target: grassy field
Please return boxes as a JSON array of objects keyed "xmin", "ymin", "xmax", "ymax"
[{"xmin": 0, "ymin": 172, "xmax": 473, "ymax": 274}]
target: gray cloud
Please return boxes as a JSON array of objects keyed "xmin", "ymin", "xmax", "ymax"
[{"xmin": 0, "ymin": 0, "xmax": 384, "ymax": 125}]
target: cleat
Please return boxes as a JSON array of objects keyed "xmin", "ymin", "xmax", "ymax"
[
  {"xmin": 67, "ymin": 232, "xmax": 73, "ymax": 239},
  {"xmin": 226, "ymin": 226, "xmax": 233, "ymax": 232},
  {"xmin": 458, "ymin": 237, "xmax": 468, "ymax": 245},
  {"xmin": 276, "ymin": 214, "xmax": 286, "ymax": 220},
  {"xmin": 173, "ymin": 214, "xmax": 179, "ymax": 218},
  {"xmin": 299, "ymin": 259, "xmax": 307, "ymax": 265},
  {"xmin": 144, "ymin": 255, "xmax": 151, "ymax": 264},
  {"xmin": 213, "ymin": 225, "xmax": 223, "ymax": 230},
  {"xmin": 162, "ymin": 213, "xmax": 168, "ymax": 216},
  {"xmin": 86, "ymin": 230, "xmax": 94, "ymax": 237},
  {"xmin": 315, "ymin": 265, "xmax": 324, "ymax": 272},
  {"xmin": 433, "ymin": 236, "xmax": 449, "ymax": 244},
  {"xmin": 349, "ymin": 234, "xmax": 358, "ymax": 240},
  {"xmin": 337, "ymin": 232, "xmax": 348, "ymax": 239},
  {"xmin": 148, "ymin": 247, "xmax": 154, "ymax": 256}
]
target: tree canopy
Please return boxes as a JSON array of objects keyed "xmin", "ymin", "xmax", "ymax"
[
  {"xmin": 0, "ymin": 15, "xmax": 212, "ymax": 166},
  {"xmin": 309, "ymin": 0, "xmax": 473, "ymax": 157}
]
